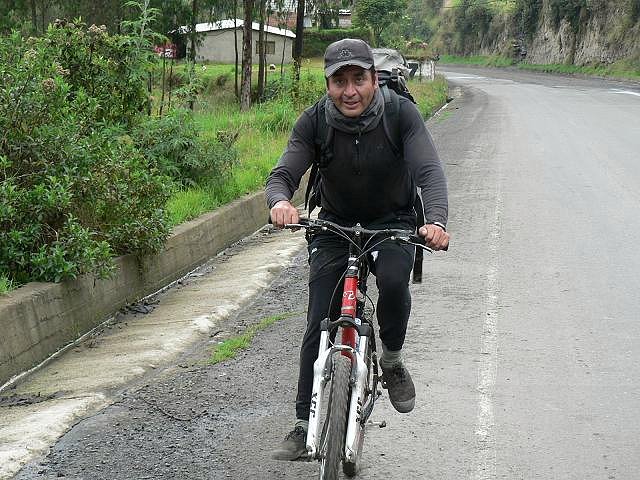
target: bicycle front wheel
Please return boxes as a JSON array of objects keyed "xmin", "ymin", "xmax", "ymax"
[{"xmin": 318, "ymin": 354, "xmax": 351, "ymax": 480}]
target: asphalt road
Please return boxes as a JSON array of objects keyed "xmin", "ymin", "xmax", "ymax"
[{"xmin": 10, "ymin": 67, "xmax": 640, "ymax": 479}]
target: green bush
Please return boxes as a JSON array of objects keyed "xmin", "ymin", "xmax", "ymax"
[
  {"xmin": 132, "ymin": 109, "xmax": 238, "ymax": 186},
  {"xmin": 303, "ymin": 28, "xmax": 373, "ymax": 57},
  {"xmin": 296, "ymin": 69, "xmax": 327, "ymax": 108},
  {"xmin": 0, "ymin": 23, "xmax": 171, "ymax": 285},
  {"xmin": 44, "ymin": 19, "xmax": 149, "ymax": 125}
]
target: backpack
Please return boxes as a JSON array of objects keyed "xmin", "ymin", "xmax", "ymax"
[
  {"xmin": 304, "ymin": 83, "xmax": 426, "ymax": 283},
  {"xmin": 372, "ymin": 47, "xmax": 417, "ymax": 104}
]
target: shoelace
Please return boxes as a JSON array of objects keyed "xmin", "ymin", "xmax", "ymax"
[{"xmin": 285, "ymin": 426, "xmax": 306, "ymax": 440}]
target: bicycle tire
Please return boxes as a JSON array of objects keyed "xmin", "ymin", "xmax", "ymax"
[
  {"xmin": 318, "ymin": 355, "xmax": 351, "ymax": 480},
  {"xmin": 342, "ymin": 337, "xmax": 372, "ymax": 477}
]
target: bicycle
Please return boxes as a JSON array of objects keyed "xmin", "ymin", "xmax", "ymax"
[{"xmin": 282, "ymin": 217, "xmax": 432, "ymax": 479}]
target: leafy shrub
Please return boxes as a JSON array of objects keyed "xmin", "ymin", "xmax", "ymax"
[
  {"xmin": 0, "ymin": 23, "xmax": 171, "ymax": 285},
  {"xmin": 43, "ymin": 19, "xmax": 149, "ymax": 126},
  {"xmin": 353, "ymin": 0, "xmax": 408, "ymax": 46},
  {"xmin": 132, "ymin": 109, "xmax": 238, "ymax": 186}
]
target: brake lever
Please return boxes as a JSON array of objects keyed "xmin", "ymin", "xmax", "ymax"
[{"xmin": 394, "ymin": 234, "xmax": 436, "ymax": 253}]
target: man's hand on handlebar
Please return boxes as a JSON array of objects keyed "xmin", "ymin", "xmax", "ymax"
[
  {"xmin": 418, "ymin": 223, "xmax": 450, "ymax": 251},
  {"xmin": 270, "ymin": 200, "xmax": 300, "ymax": 228}
]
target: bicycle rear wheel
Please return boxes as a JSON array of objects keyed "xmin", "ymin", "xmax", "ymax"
[{"xmin": 318, "ymin": 354, "xmax": 351, "ymax": 480}]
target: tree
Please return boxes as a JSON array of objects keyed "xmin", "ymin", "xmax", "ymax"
[
  {"xmin": 240, "ymin": 0, "xmax": 254, "ymax": 111},
  {"xmin": 292, "ymin": 0, "xmax": 305, "ymax": 83},
  {"xmin": 257, "ymin": 0, "xmax": 267, "ymax": 99},
  {"xmin": 57, "ymin": 0, "xmax": 126, "ymax": 32},
  {"xmin": 354, "ymin": 0, "xmax": 406, "ymax": 47},
  {"xmin": 310, "ymin": 0, "xmax": 340, "ymax": 29},
  {"xmin": 274, "ymin": 0, "xmax": 293, "ymax": 76},
  {"xmin": 234, "ymin": 6, "xmax": 239, "ymax": 98}
]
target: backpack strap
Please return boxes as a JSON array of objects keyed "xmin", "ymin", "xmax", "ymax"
[
  {"xmin": 380, "ymin": 85, "xmax": 402, "ymax": 157},
  {"xmin": 304, "ymin": 97, "xmax": 333, "ymax": 213},
  {"xmin": 381, "ymin": 87, "xmax": 425, "ymax": 283}
]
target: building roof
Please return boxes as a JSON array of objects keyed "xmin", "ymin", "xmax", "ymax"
[{"xmin": 180, "ymin": 19, "xmax": 296, "ymax": 38}]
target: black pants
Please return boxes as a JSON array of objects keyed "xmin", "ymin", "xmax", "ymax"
[{"xmin": 295, "ymin": 215, "xmax": 415, "ymax": 421}]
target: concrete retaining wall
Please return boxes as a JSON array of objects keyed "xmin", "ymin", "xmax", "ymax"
[{"xmin": 0, "ymin": 186, "xmax": 305, "ymax": 387}]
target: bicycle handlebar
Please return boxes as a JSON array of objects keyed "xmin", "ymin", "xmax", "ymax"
[{"xmin": 282, "ymin": 217, "xmax": 435, "ymax": 252}]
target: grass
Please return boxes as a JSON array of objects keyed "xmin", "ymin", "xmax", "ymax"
[
  {"xmin": 166, "ymin": 129, "xmax": 288, "ymax": 226},
  {"xmin": 439, "ymin": 54, "xmax": 640, "ymax": 80},
  {"xmin": 409, "ymin": 74, "xmax": 449, "ymax": 118},
  {"xmin": 0, "ymin": 274, "xmax": 15, "ymax": 294},
  {"xmin": 166, "ymin": 96, "xmax": 295, "ymax": 226},
  {"xmin": 517, "ymin": 59, "xmax": 640, "ymax": 79},
  {"xmin": 210, "ymin": 312, "xmax": 301, "ymax": 364},
  {"xmin": 450, "ymin": 0, "xmax": 514, "ymax": 13},
  {"xmin": 439, "ymin": 54, "xmax": 517, "ymax": 67}
]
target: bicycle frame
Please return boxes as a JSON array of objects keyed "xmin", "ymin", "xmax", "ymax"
[
  {"xmin": 306, "ymin": 228, "xmax": 375, "ymax": 463},
  {"xmin": 280, "ymin": 218, "xmax": 430, "ymax": 468}
]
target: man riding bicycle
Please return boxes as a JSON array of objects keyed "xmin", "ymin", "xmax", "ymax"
[{"xmin": 267, "ymin": 38, "xmax": 449, "ymax": 460}]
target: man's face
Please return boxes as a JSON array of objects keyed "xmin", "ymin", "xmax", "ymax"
[{"xmin": 326, "ymin": 66, "xmax": 378, "ymax": 118}]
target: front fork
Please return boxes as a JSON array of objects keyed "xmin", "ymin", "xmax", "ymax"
[
  {"xmin": 306, "ymin": 246, "xmax": 371, "ymax": 460},
  {"xmin": 344, "ymin": 335, "xmax": 370, "ymax": 463},
  {"xmin": 305, "ymin": 328, "xmax": 370, "ymax": 460},
  {"xmin": 307, "ymin": 330, "xmax": 368, "ymax": 461}
]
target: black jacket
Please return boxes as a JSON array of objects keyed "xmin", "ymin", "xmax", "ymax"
[{"xmin": 266, "ymin": 95, "xmax": 448, "ymax": 226}]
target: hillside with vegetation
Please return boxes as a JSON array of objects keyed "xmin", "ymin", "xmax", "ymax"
[
  {"xmin": 429, "ymin": 0, "xmax": 640, "ymax": 71},
  {"xmin": 301, "ymin": 0, "xmax": 638, "ymax": 75}
]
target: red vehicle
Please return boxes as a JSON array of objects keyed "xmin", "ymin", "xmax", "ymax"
[{"xmin": 153, "ymin": 44, "xmax": 177, "ymax": 59}]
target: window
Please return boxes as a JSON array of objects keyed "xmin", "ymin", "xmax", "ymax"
[{"xmin": 255, "ymin": 40, "xmax": 276, "ymax": 55}]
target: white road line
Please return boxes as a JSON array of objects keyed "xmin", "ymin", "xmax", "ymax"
[
  {"xmin": 474, "ymin": 180, "xmax": 503, "ymax": 480},
  {"xmin": 443, "ymin": 75, "xmax": 487, "ymax": 80},
  {"xmin": 610, "ymin": 89, "xmax": 640, "ymax": 97}
]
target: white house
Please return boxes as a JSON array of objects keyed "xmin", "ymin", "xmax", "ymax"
[
  {"xmin": 338, "ymin": 9, "xmax": 352, "ymax": 28},
  {"xmin": 182, "ymin": 20, "xmax": 296, "ymax": 64}
]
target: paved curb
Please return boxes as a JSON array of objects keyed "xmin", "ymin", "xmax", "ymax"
[{"xmin": 0, "ymin": 186, "xmax": 306, "ymax": 388}]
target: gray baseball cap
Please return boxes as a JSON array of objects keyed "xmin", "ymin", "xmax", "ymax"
[{"xmin": 324, "ymin": 38, "xmax": 374, "ymax": 77}]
